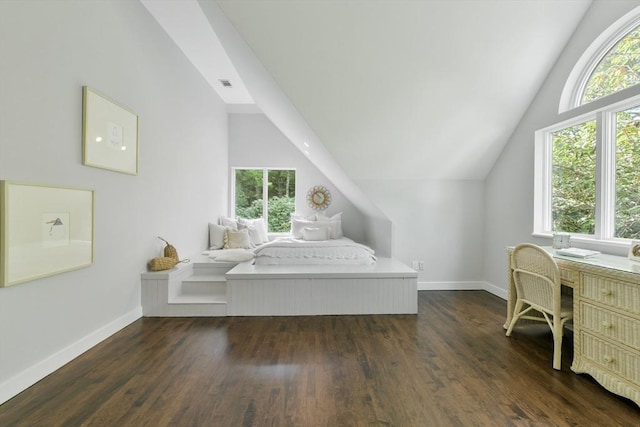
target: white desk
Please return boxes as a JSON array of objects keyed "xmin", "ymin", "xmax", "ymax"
[{"xmin": 506, "ymin": 246, "xmax": 640, "ymax": 407}]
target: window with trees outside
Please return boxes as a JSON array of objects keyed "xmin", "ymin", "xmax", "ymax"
[
  {"xmin": 581, "ymin": 25, "xmax": 640, "ymax": 105},
  {"xmin": 534, "ymin": 20, "xmax": 640, "ymax": 243},
  {"xmin": 233, "ymin": 168, "xmax": 296, "ymax": 233}
]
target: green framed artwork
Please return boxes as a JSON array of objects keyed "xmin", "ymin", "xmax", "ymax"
[{"xmin": 0, "ymin": 181, "xmax": 94, "ymax": 287}]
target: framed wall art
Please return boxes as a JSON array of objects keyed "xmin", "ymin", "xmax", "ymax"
[
  {"xmin": 0, "ymin": 181, "xmax": 94, "ymax": 287},
  {"xmin": 82, "ymin": 86, "xmax": 138, "ymax": 175}
]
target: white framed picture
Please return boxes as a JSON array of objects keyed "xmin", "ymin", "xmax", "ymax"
[
  {"xmin": 0, "ymin": 181, "xmax": 94, "ymax": 287},
  {"xmin": 82, "ymin": 86, "xmax": 138, "ymax": 175}
]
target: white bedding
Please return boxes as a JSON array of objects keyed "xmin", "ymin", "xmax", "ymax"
[{"xmin": 253, "ymin": 237, "xmax": 376, "ymax": 265}]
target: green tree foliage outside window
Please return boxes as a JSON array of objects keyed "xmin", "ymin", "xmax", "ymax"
[
  {"xmin": 267, "ymin": 170, "xmax": 295, "ymax": 232},
  {"xmin": 616, "ymin": 106, "xmax": 640, "ymax": 238},
  {"xmin": 583, "ymin": 26, "xmax": 640, "ymax": 104},
  {"xmin": 552, "ymin": 121, "xmax": 597, "ymax": 234},
  {"xmin": 235, "ymin": 169, "xmax": 263, "ymax": 218},
  {"xmin": 235, "ymin": 169, "xmax": 295, "ymax": 233},
  {"xmin": 551, "ymin": 24, "xmax": 640, "ymax": 240}
]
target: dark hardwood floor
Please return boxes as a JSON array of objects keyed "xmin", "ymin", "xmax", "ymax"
[{"xmin": 1, "ymin": 291, "xmax": 638, "ymax": 426}]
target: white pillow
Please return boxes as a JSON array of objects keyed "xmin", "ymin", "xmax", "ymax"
[
  {"xmin": 253, "ymin": 219, "xmax": 269, "ymax": 244},
  {"xmin": 208, "ymin": 223, "xmax": 227, "ymax": 250},
  {"xmin": 330, "ymin": 219, "xmax": 343, "ymax": 239},
  {"xmin": 246, "ymin": 226, "xmax": 264, "ymax": 246},
  {"xmin": 219, "ymin": 216, "xmax": 238, "ymax": 230},
  {"xmin": 238, "ymin": 217, "xmax": 269, "ymax": 244},
  {"xmin": 302, "ymin": 226, "xmax": 330, "ymax": 241},
  {"xmin": 315, "ymin": 212, "xmax": 342, "ymax": 221},
  {"xmin": 313, "ymin": 220, "xmax": 340, "ymax": 239},
  {"xmin": 291, "ymin": 212, "xmax": 318, "ymax": 221},
  {"xmin": 311, "ymin": 212, "xmax": 343, "ymax": 238},
  {"xmin": 291, "ymin": 217, "xmax": 315, "ymax": 239},
  {"xmin": 224, "ymin": 229, "xmax": 252, "ymax": 249}
]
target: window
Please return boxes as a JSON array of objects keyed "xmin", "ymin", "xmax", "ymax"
[
  {"xmin": 550, "ymin": 120, "xmax": 596, "ymax": 235},
  {"xmin": 535, "ymin": 96, "xmax": 640, "ymax": 242},
  {"xmin": 559, "ymin": 7, "xmax": 640, "ymax": 112},
  {"xmin": 537, "ymin": 9, "xmax": 640, "ymax": 246},
  {"xmin": 232, "ymin": 168, "xmax": 296, "ymax": 233},
  {"xmin": 615, "ymin": 105, "xmax": 640, "ymax": 238},
  {"xmin": 581, "ymin": 25, "xmax": 640, "ymax": 105}
]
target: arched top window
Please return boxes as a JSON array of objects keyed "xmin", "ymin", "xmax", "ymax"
[
  {"xmin": 540, "ymin": 7, "xmax": 640, "ymax": 248},
  {"xmin": 560, "ymin": 7, "xmax": 640, "ymax": 112},
  {"xmin": 582, "ymin": 25, "xmax": 640, "ymax": 104}
]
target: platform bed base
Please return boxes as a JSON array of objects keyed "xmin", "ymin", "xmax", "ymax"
[
  {"xmin": 141, "ymin": 257, "xmax": 418, "ymax": 317},
  {"xmin": 227, "ymin": 259, "xmax": 418, "ymax": 316}
]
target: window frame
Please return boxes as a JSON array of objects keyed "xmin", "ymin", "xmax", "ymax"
[
  {"xmin": 534, "ymin": 93, "xmax": 640, "ymax": 249},
  {"xmin": 230, "ymin": 167, "xmax": 296, "ymax": 234},
  {"xmin": 559, "ymin": 7, "xmax": 640, "ymax": 113}
]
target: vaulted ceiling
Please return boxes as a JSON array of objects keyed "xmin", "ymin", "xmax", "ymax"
[
  {"xmin": 143, "ymin": 0, "xmax": 593, "ymax": 183},
  {"xmin": 214, "ymin": 0, "xmax": 593, "ymax": 180}
]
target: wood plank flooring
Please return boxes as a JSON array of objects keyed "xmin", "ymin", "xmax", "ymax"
[{"xmin": 1, "ymin": 291, "xmax": 638, "ymax": 426}]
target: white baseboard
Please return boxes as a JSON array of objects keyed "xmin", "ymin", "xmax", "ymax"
[
  {"xmin": 0, "ymin": 306, "xmax": 142, "ymax": 405},
  {"xmin": 417, "ymin": 281, "xmax": 507, "ymax": 300},
  {"xmin": 482, "ymin": 281, "xmax": 507, "ymax": 300}
]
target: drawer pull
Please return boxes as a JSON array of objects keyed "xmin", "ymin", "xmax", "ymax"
[
  {"xmin": 603, "ymin": 355, "xmax": 615, "ymax": 364},
  {"xmin": 600, "ymin": 289, "xmax": 612, "ymax": 296},
  {"xmin": 601, "ymin": 321, "xmax": 613, "ymax": 329}
]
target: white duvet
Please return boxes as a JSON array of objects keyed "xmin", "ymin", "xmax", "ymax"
[{"xmin": 253, "ymin": 237, "xmax": 376, "ymax": 265}]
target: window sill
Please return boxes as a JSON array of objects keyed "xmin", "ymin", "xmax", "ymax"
[{"xmin": 531, "ymin": 232, "xmax": 632, "ymax": 257}]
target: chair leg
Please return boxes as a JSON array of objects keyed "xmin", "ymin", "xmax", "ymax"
[
  {"xmin": 506, "ymin": 300, "xmax": 523, "ymax": 337},
  {"xmin": 552, "ymin": 320, "xmax": 563, "ymax": 370}
]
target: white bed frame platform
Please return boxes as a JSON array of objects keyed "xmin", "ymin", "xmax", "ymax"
[{"xmin": 141, "ymin": 256, "xmax": 417, "ymax": 317}]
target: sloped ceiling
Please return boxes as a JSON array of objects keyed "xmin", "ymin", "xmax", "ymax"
[
  {"xmin": 142, "ymin": 0, "xmax": 593, "ymax": 221},
  {"xmin": 215, "ymin": 0, "xmax": 592, "ymax": 180}
]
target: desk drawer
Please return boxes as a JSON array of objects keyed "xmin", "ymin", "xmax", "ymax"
[
  {"xmin": 581, "ymin": 302, "xmax": 640, "ymax": 349},
  {"xmin": 580, "ymin": 332, "xmax": 640, "ymax": 386},
  {"xmin": 559, "ymin": 267, "xmax": 576, "ymax": 285},
  {"xmin": 581, "ymin": 273, "xmax": 639, "ymax": 314}
]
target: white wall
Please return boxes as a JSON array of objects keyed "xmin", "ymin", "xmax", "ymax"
[
  {"xmin": 228, "ymin": 114, "xmax": 366, "ymax": 245},
  {"xmin": 357, "ymin": 179, "xmax": 486, "ymax": 290},
  {"xmin": 483, "ymin": 0, "xmax": 640, "ymax": 292},
  {"xmin": 0, "ymin": 0, "xmax": 228, "ymax": 402}
]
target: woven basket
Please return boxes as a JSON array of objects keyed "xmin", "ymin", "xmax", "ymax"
[
  {"xmin": 158, "ymin": 236, "xmax": 179, "ymax": 261},
  {"xmin": 148, "ymin": 256, "xmax": 178, "ymax": 271}
]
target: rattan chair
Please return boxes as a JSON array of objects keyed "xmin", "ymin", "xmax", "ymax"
[{"xmin": 506, "ymin": 243, "xmax": 573, "ymax": 370}]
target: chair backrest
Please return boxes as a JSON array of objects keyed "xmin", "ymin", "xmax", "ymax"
[{"xmin": 511, "ymin": 244, "xmax": 562, "ymax": 314}]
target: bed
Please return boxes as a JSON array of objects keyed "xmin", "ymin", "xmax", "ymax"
[
  {"xmin": 198, "ymin": 216, "xmax": 416, "ymax": 316},
  {"xmin": 207, "ymin": 214, "xmax": 376, "ymax": 266},
  {"xmin": 253, "ymin": 236, "xmax": 376, "ymax": 265},
  {"xmin": 205, "ymin": 236, "xmax": 376, "ymax": 266}
]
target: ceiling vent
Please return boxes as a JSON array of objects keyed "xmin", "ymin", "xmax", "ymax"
[{"xmin": 219, "ymin": 79, "xmax": 232, "ymax": 87}]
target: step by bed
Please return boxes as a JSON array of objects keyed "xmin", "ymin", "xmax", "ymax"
[
  {"xmin": 141, "ymin": 257, "xmax": 236, "ymax": 317},
  {"xmin": 171, "ymin": 275, "xmax": 226, "ymax": 304}
]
